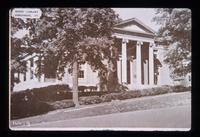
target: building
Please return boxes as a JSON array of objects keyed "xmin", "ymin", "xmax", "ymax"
[{"xmin": 12, "ymin": 18, "xmax": 189, "ymax": 92}]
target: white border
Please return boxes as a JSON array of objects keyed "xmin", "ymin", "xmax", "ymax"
[
  {"xmin": 8, "ymin": 8, "xmax": 191, "ymax": 132},
  {"xmin": 9, "ymin": 8, "xmax": 12, "ymax": 131},
  {"xmin": 10, "ymin": 127, "xmax": 191, "ymax": 131}
]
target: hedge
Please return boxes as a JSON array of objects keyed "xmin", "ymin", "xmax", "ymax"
[
  {"xmin": 11, "ymin": 84, "xmax": 71, "ymax": 119},
  {"xmin": 76, "ymin": 85, "xmax": 191, "ymax": 105},
  {"xmin": 11, "ymin": 85, "xmax": 191, "ymax": 120},
  {"xmin": 11, "ymin": 84, "xmax": 118, "ymax": 119}
]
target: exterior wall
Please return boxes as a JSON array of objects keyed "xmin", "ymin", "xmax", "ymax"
[
  {"xmin": 63, "ymin": 63, "xmax": 99, "ymax": 88},
  {"xmin": 13, "ymin": 46, "xmax": 182, "ymax": 92},
  {"xmin": 14, "ymin": 47, "xmax": 188, "ymax": 92},
  {"xmin": 173, "ymin": 73, "xmax": 191, "ymax": 87},
  {"xmin": 157, "ymin": 47, "xmax": 174, "ymax": 85},
  {"xmin": 155, "ymin": 46, "xmax": 191, "ymax": 87}
]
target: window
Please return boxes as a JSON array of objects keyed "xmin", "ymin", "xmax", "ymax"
[
  {"xmin": 79, "ymin": 70, "xmax": 84, "ymax": 78},
  {"xmin": 68, "ymin": 69, "xmax": 84, "ymax": 78}
]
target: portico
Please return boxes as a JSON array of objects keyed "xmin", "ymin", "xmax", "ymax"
[{"xmin": 113, "ymin": 18, "xmax": 156, "ymax": 89}]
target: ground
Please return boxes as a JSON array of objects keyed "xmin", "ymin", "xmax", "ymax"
[{"xmin": 10, "ymin": 91, "xmax": 191, "ymax": 130}]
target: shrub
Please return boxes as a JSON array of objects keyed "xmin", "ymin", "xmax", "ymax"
[
  {"xmin": 79, "ymin": 96, "xmax": 102, "ymax": 105},
  {"xmin": 138, "ymin": 85, "xmax": 174, "ymax": 97},
  {"xmin": 12, "ymin": 84, "xmax": 72, "ymax": 102},
  {"xmin": 49, "ymin": 100, "xmax": 75, "ymax": 110},
  {"xmin": 11, "ymin": 84, "xmax": 71, "ymax": 119},
  {"xmin": 172, "ymin": 85, "xmax": 191, "ymax": 92},
  {"xmin": 78, "ymin": 86, "xmax": 87, "ymax": 92},
  {"xmin": 11, "ymin": 98, "xmax": 53, "ymax": 120},
  {"xmin": 161, "ymin": 85, "xmax": 174, "ymax": 93},
  {"xmin": 115, "ymin": 92, "xmax": 132, "ymax": 100},
  {"xmin": 78, "ymin": 91, "xmax": 118, "ymax": 97},
  {"xmin": 11, "ymin": 84, "xmax": 191, "ymax": 119},
  {"xmin": 101, "ymin": 93, "xmax": 121, "ymax": 102}
]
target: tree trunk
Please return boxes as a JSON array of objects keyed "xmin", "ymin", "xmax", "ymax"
[
  {"xmin": 107, "ymin": 59, "xmax": 118, "ymax": 91},
  {"xmin": 72, "ymin": 60, "xmax": 79, "ymax": 107}
]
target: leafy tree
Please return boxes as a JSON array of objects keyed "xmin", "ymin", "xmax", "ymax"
[
  {"xmin": 10, "ymin": 17, "xmax": 32, "ymax": 92},
  {"xmin": 153, "ymin": 8, "xmax": 191, "ymax": 78},
  {"xmin": 11, "ymin": 8, "xmax": 120, "ymax": 106}
]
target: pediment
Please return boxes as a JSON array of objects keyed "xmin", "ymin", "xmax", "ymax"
[
  {"xmin": 114, "ymin": 18, "xmax": 155, "ymax": 35},
  {"xmin": 121, "ymin": 24, "xmax": 147, "ymax": 33}
]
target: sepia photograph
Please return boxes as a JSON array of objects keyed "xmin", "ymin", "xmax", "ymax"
[{"xmin": 9, "ymin": 8, "xmax": 191, "ymax": 131}]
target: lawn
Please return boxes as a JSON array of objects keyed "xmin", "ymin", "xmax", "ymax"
[
  {"xmin": 11, "ymin": 84, "xmax": 191, "ymax": 120},
  {"xmin": 10, "ymin": 91, "xmax": 191, "ymax": 127}
]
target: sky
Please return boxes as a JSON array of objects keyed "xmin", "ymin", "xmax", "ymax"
[{"xmin": 112, "ymin": 8, "xmax": 161, "ymax": 32}]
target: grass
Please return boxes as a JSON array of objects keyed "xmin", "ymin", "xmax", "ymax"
[{"xmin": 11, "ymin": 85, "xmax": 191, "ymax": 120}]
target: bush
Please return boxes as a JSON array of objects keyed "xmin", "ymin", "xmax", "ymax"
[
  {"xmin": 78, "ymin": 91, "xmax": 119, "ymax": 97},
  {"xmin": 172, "ymin": 85, "xmax": 191, "ymax": 92},
  {"xmin": 11, "ymin": 84, "xmax": 191, "ymax": 119},
  {"xmin": 101, "ymin": 92, "xmax": 121, "ymax": 102},
  {"xmin": 12, "ymin": 84, "xmax": 72, "ymax": 102},
  {"xmin": 125, "ymin": 90, "xmax": 142, "ymax": 98},
  {"xmin": 11, "ymin": 98, "xmax": 53, "ymax": 120},
  {"xmin": 49, "ymin": 100, "xmax": 75, "ymax": 110},
  {"xmin": 79, "ymin": 96, "xmax": 102, "ymax": 105},
  {"xmin": 11, "ymin": 84, "xmax": 71, "ymax": 119}
]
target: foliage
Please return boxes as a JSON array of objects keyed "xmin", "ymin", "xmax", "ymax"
[
  {"xmin": 153, "ymin": 8, "xmax": 191, "ymax": 78},
  {"xmin": 11, "ymin": 8, "xmax": 120, "ymax": 104},
  {"xmin": 24, "ymin": 8, "xmax": 120, "ymax": 73},
  {"xmin": 79, "ymin": 96, "xmax": 102, "ymax": 105},
  {"xmin": 11, "ymin": 84, "xmax": 71, "ymax": 102},
  {"xmin": 11, "ymin": 85, "xmax": 190, "ymax": 119}
]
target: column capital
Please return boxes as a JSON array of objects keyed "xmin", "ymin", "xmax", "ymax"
[
  {"xmin": 122, "ymin": 39, "xmax": 129, "ymax": 44},
  {"xmin": 137, "ymin": 41, "xmax": 143, "ymax": 46}
]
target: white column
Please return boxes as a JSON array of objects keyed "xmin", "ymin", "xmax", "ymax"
[
  {"xmin": 132, "ymin": 59, "xmax": 137, "ymax": 84},
  {"xmin": 117, "ymin": 58, "xmax": 122, "ymax": 84},
  {"xmin": 121, "ymin": 39, "xmax": 128, "ymax": 83},
  {"xmin": 41, "ymin": 74, "xmax": 45, "ymax": 82},
  {"xmin": 144, "ymin": 60, "xmax": 148, "ymax": 85},
  {"xmin": 136, "ymin": 41, "xmax": 142, "ymax": 85},
  {"xmin": 26, "ymin": 60, "xmax": 31, "ymax": 81},
  {"xmin": 19, "ymin": 73, "xmax": 24, "ymax": 82},
  {"xmin": 130, "ymin": 60, "xmax": 133, "ymax": 86},
  {"xmin": 157, "ymin": 49, "xmax": 161, "ymax": 85},
  {"xmin": 33, "ymin": 57, "xmax": 38, "ymax": 81},
  {"xmin": 41, "ymin": 56, "xmax": 45, "ymax": 82},
  {"xmin": 149, "ymin": 43, "xmax": 154, "ymax": 85},
  {"xmin": 84, "ymin": 64, "xmax": 88, "ymax": 86},
  {"xmin": 130, "ymin": 59, "xmax": 135, "ymax": 88}
]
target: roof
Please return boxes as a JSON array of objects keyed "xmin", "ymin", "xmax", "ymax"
[
  {"xmin": 21, "ymin": 53, "xmax": 39, "ymax": 61},
  {"xmin": 113, "ymin": 18, "xmax": 156, "ymax": 38}
]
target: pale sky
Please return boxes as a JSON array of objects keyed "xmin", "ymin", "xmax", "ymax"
[{"xmin": 113, "ymin": 8, "xmax": 161, "ymax": 32}]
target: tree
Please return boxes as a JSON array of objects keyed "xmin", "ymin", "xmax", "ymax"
[
  {"xmin": 153, "ymin": 8, "xmax": 191, "ymax": 78},
  {"xmin": 11, "ymin": 8, "xmax": 120, "ymax": 106},
  {"xmin": 10, "ymin": 17, "xmax": 32, "ymax": 92}
]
